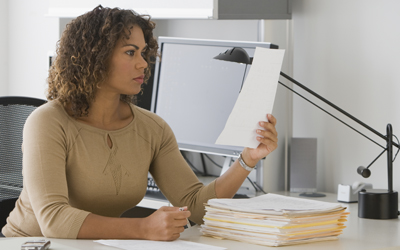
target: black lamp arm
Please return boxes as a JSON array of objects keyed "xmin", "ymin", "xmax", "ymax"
[
  {"xmin": 279, "ymin": 71, "xmax": 397, "ymax": 193},
  {"xmin": 278, "ymin": 80, "xmax": 386, "ymax": 150},
  {"xmin": 387, "ymin": 124, "xmax": 394, "ymax": 192},
  {"xmin": 279, "ymin": 71, "xmax": 400, "ymax": 149}
]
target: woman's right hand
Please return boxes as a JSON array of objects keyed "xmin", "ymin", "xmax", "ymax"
[{"xmin": 141, "ymin": 206, "xmax": 191, "ymax": 241}]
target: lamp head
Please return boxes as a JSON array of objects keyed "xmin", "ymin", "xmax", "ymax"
[
  {"xmin": 357, "ymin": 166, "xmax": 371, "ymax": 178},
  {"xmin": 213, "ymin": 47, "xmax": 253, "ymax": 65}
]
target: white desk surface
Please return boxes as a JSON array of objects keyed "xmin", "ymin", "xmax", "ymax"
[{"xmin": 1, "ymin": 192, "xmax": 399, "ymax": 250}]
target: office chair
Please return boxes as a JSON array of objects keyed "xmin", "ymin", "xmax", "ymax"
[{"xmin": 0, "ymin": 96, "xmax": 46, "ymax": 229}]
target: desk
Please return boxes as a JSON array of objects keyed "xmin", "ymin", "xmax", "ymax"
[{"xmin": 1, "ymin": 192, "xmax": 399, "ymax": 250}]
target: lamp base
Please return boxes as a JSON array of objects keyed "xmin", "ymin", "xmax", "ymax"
[{"xmin": 358, "ymin": 189, "xmax": 399, "ymax": 219}]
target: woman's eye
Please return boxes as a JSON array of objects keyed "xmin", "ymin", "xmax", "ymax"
[{"xmin": 126, "ymin": 50, "xmax": 135, "ymax": 56}]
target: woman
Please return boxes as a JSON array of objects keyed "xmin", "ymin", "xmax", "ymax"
[{"xmin": 1, "ymin": 6, "xmax": 278, "ymax": 240}]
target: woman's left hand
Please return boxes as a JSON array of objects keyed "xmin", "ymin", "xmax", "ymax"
[{"xmin": 242, "ymin": 114, "xmax": 278, "ymax": 167}]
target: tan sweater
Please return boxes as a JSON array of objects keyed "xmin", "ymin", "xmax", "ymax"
[{"xmin": 2, "ymin": 100, "xmax": 216, "ymax": 238}]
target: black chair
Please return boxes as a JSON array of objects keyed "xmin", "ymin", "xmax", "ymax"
[{"xmin": 0, "ymin": 96, "xmax": 46, "ymax": 229}]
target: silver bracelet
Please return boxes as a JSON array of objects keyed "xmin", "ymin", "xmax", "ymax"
[{"xmin": 238, "ymin": 153, "xmax": 255, "ymax": 172}]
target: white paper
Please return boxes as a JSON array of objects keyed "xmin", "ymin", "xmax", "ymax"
[
  {"xmin": 207, "ymin": 193, "xmax": 344, "ymax": 213},
  {"xmin": 94, "ymin": 239, "xmax": 226, "ymax": 250},
  {"xmin": 216, "ymin": 48, "xmax": 285, "ymax": 148}
]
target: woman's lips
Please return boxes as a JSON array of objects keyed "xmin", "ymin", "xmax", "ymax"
[{"xmin": 133, "ymin": 75, "xmax": 144, "ymax": 84}]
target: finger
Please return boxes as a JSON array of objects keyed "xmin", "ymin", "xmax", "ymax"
[
  {"xmin": 261, "ymin": 117, "xmax": 277, "ymax": 128},
  {"xmin": 175, "ymin": 206, "xmax": 191, "ymax": 217},
  {"xmin": 166, "ymin": 226, "xmax": 185, "ymax": 241},
  {"xmin": 172, "ymin": 211, "xmax": 191, "ymax": 219},
  {"xmin": 176, "ymin": 226, "xmax": 185, "ymax": 233},
  {"xmin": 158, "ymin": 206, "xmax": 177, "ymax": 212},
  {"xmin": 257, "ymin": 130, "xmax": 278, "ymax": 143},
  {"xmin": 259, "ymin": 120, "xmax": 275, "ymax": 130},
  {"xmin": 163, "ymin": 206, "xmax": 189, "ymax": 212},
  {"xmin": 178, "ymin": 206, "xmax": 188, "ymax": 211},
  {"xmin": 160, "ymin": 206, "xmax": 184, "ymax": 212},
  {"xmin": 166, "ymin": 233, "xmax": 180, "ymax": 241},
  {"xmin": 257, "ymin": 125, "xmax": 278, "ymax": 138},
  {"xmin": 257, "ymin": 136, "xmax": 278, "ymax": 149},
  {"xmin": 257, "ymin": 127, "xmax": 277, "ymax": 139},
  {"xmin": 267, "ymin": 114, "xmax": 277, "ymax": 126},
  {"xmin": 174, "ymin": 218, "xmax": 189, "ymax": 227},
  {"xmin": 257, "ymin": 124, "xmax": 277, "ymax": 137}
]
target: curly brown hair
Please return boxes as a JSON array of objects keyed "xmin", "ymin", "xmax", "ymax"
[{"xmin": 47, "ymin": 5, "xmax": 158, "ymax": 117}]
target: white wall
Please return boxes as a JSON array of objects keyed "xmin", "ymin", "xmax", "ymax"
[
  {"xmin": 8, "ymin": 0, "xmax": 59, "ymax": 99},
  {"xmin": 0, "ymin": 0, "xmax": 8, "ymax": 96},
  {"xmin": 291, "ymin": 0, "xmax": 400, "ymax": 193}
]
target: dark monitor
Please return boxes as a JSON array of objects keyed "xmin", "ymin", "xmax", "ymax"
[
  {"xmin": 135, "ymin": 65, "xmax": 155, "ymax": 111},
  {"xmin": 151, "ymin": 37, "xmax": 278, "ymax": 157}
]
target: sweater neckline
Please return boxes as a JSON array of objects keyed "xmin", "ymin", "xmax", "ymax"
[{"xmin": 56, "ymin": 100, "xmax": 136, "ymax": 134}]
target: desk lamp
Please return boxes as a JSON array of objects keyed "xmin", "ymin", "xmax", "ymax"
[{"xmin": 214, "ymin": 47, "xmax": 400, "ymax": 219}]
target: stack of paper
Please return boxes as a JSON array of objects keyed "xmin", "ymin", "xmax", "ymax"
[{"xmin": 201, "ymin": 193, "xmax": 349, "ymax": 247}]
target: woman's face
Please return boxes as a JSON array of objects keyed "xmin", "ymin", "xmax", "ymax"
[{"xmin": 102, "ymin": 25, "xmax": 148, "ymax": 96}]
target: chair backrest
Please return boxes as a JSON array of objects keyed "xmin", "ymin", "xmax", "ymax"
[{"xmin": 0, "ymin": 96, "xmax": 46, "ymax": 228}]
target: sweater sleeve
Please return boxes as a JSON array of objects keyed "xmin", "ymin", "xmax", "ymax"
[
  {"xmin": 22, "ymin": 104, "xmax": 90, "ymax": 238},
  {"xmin": 149, "ymin": 121, "xmax": 217, "ymax": 225}
]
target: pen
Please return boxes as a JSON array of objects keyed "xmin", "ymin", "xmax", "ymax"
[{"xmin": 179, "ymin": 207, "xmax": 191, "ymax": 229}]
